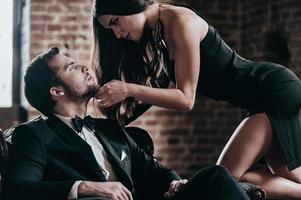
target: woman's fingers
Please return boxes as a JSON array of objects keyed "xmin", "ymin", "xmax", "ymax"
[
  {"xmin": 164, "ymin": 180, "xmax": 177, "ymax": 198},
  {"xmin": 97, "ymin": 97, "xmax": 114, "ymax": 107},
  {"xmin": 164, "ymin": 179, "xmax": 188, "ymax": 198},
  {"xmin": 95, "ymin": 80, "xmax": 129, "ymax": 107}
]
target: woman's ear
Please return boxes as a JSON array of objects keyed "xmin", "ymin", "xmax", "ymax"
[{"xmin": 50, "ymin": 87, "xmax": 65, "ymax": 97}]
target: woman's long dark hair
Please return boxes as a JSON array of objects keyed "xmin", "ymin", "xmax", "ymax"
[{"xmin": 91, "ymin": 0, "xmax": 169, "ymax": 125}]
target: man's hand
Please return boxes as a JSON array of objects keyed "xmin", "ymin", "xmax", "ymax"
[
  {"xmin": 78, "ymin": 181, "xmax": 133, "ymax": 200},
  {"xmin": 95, "ymin": 80, "xmax": 129, "ymax": 107},
  {"xmin": 164, "ymin": 179, "xmax": 188, "ymax": 198}
]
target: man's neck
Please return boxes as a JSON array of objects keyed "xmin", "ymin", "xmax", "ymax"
[{"xmin": 54, "ymin": 100, "xmax": 87, "ymax": 118}]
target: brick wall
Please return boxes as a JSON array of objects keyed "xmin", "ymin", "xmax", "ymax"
[
  {"xmin": 240, "ymin": 0, "xmax": 301, "ymax": 75},
  {"xmin": 24, "ymin": 0, "xmax": 301, "ymax": 178},
  {"xmin": 29, "ymin": 0, "xmax": 93, "ymax": 61}
]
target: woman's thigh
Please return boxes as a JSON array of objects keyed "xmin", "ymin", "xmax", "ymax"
[{"xmin": 217, "ymin": 113, "xmax": 273, "ymax": 180}]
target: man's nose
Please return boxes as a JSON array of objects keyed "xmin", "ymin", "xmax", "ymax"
[{"xmin": 80, "ymin": 65, "xmax": 88, "ymax": 73}]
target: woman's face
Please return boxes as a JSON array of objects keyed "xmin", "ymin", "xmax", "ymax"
[{"xmin": 98, "ymin": 14, "xmax": 145, "ymax": 42}]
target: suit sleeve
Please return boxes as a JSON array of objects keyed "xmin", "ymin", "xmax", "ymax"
[
  {"xmin": 125, "ymin": 132, "xmax": 180, "ymax": 198},
  {"xmin": 2, "ymin": 124, "xmax": 75, "ymax": 200}
]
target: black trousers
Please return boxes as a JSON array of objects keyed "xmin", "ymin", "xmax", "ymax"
[
  {"xmin": 171, "ymin": 165, "xmax": 249, "ymax": 200},
  {"xmin": 78, "ymin": 166, "xmax": 249, "ymax": 200}
]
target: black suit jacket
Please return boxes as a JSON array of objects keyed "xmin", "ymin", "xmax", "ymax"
[{"xmin": 2, "ymin": 115, "xmax": 180, "ymax": 200}]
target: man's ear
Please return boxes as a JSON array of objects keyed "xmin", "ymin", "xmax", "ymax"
[{"xmin": 50, "ymin": 87, "xmax": 65, "ymax": 97}]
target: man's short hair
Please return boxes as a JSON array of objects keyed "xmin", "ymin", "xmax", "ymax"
[{"xmin": 24, "ymin": 47, "xmax": 61, "ymax": 115}]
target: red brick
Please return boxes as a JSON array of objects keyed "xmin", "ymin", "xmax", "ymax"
[
  {"xmin": 47, "ymin": 5, "xmax": 63, "ymax": 12},
  {"xmin": 31, "ymin": 0, "xmax": 53, "ymax": 3},
  {"xmin": 31, "ymin": 4, "xmax": 46, "ymax": 12},
  {"xmin": 58, "ymin": 0, "xmax": 84, "ymax": 3},
  {"xmin": 31, "ymin": 14, "xmax": 54, "ymax": 22},
  {"xmin": 48, "ymin": 25, "xmax": 62, "ymax": 31},
  {"xmin": 31, "ymin": 23, "xmax": 45, "ymax": 31},
  {"xmin": 47, "ymin": 43, "xmax": 63, "ymax": 48},
  {"xmin": 66, "ymin": 5, "xmax": 80, "ymax": 12},
  {"xmin": 60, "ymin": 15, "xmax": 90, "ymax": 22},
  {"xmin": 31, "ymin": 42, "xmax": 46, "ymax": 49},
  {"xmin": 31, "ymin": 33, "xmax": 54, "ymax": 40},
  {"xmin": 82, "ymin": 25, "xmax": 90, "ymax": 31},
  {"xmin": 65, "ymin": 25, "xmax": 79, "ymax": 31},
  {"xmin": 57, "ymin": 34, "xmax": 76, "ymax": 40}
]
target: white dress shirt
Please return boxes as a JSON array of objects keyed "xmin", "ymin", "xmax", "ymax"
[{"xmin": 55, "ymin": 114, "xmax": 117, "ymax": 199}]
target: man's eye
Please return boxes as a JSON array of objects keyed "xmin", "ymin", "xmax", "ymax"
[{"xmin": 69, "ymin": 65, "xmax": 75, "ymax": 70}]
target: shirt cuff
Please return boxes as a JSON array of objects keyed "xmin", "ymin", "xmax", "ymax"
[{"xmin": 68, "ymin": 180, "xmax": 82, "ymax": 199}]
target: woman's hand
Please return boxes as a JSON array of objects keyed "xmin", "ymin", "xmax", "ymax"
[
  {"xmin": 96, "ymin": 80, "xmax": 129, "ymax": 107},
  {"xmin": 164, "ymin": 179, "xmax": 188, "ymax": 198}
]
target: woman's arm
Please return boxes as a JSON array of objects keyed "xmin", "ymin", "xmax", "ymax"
[
  {"xmin": 97, "ymin": 79, "xmax": 193, "ymax": 111},
  {"xmin": 127, "ymin": 82, "xmax": 194, "ymax": 111},
  {"xmin": 97, "ymin": 13, "xmax": 204, "ymax": 111}
]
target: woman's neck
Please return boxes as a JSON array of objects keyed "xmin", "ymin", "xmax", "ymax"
[{"xmin": 144, "ymin": 3, "xmax": 161, "ymax": 30}]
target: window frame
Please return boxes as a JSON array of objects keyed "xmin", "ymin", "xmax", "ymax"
[{"xmin": 0, "ymin": 0, "xmax": 26, "ymax": 129}]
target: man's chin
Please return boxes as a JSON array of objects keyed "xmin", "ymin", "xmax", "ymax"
[{"xmin": 85, "ymin": 85, "xmax": 99, "ymax": 98}]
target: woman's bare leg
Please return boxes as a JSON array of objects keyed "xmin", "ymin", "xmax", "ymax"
[
  {"xmin": 217, "ymin": 113, "xmax": 272, "ymax": 179},
  {"xmin": 241, "ymin": 168, "xmax": 301, "ymax": 199},
  {"xmin": 266, "ymin": 137, "xmax": 301, "ymax": 184},
  {"xmin": 217, "ymin": 113, "xmax": 301, "ymax": 199}
]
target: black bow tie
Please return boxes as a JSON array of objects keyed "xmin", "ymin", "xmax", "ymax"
[{"xmin": 71, "ymin": 115, "xmax": 96, "ymax": 133}]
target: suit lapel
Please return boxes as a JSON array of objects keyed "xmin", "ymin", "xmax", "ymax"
[
  {"xmin": 46, "ymin": 115, "xmax": 106, "ymax": 181},
  {"xmin": 93, "ymin": 119, "xmax": 133, "ymax": 190}
]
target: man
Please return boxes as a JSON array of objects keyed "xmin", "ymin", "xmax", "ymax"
[{"xmin": 2, "ymin": 47, "xmax": 249, "ymax": 200}]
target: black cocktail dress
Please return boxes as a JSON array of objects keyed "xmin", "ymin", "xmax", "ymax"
[{"xmin": 160, "ymin": 21, "xmax": 301, "ymax": 170}]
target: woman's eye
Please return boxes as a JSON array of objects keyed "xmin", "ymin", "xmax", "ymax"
[{"xmin": 113, "ymin": 18, "xmax": 119, "ymax": 25}]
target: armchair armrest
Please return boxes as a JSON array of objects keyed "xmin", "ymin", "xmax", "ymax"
[{"xmin": 124, "ymin": 126, "xmax": 154, "ymax": 156}]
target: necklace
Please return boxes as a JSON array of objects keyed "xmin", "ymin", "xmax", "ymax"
[{"xmin": 152, "ymin": 5, "xmax": 163, "ymax": 50}]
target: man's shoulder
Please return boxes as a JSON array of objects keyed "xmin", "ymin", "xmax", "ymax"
[
  {"xmin": 11, "ymin": 116, "xmax": 49, "ymax": 137},
  {"xmin": 17, "ymin": 115, "xmax": 47, "ymax": 129}
]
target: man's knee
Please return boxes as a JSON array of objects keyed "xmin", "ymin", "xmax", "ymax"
[
  {"xmin": 216, "ymin": 164, "xmax": 243, "ymax": 181},
  {"xmin": 192, "ymin": 165, "xmax": 231, "ymax": 182},
  {"xmin": 208, "ymin": 165, "xmax": 229, "ymax": 175},
  {"xmin": 206, "ymin": 165, "xmax": 233, "ymax": 181}
]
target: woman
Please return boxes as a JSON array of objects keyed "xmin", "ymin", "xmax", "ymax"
[{"xmin": 91, "ymin": 0, "xmax": 301, "ymax": 199}]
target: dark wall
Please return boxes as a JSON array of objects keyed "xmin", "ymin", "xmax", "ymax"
[{"xmin": 241, "ymin": 0, "xmax": 301, "ymax": 75}]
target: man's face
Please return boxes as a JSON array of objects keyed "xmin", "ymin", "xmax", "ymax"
[{"xmin": 49, "ymin": 53, "xmax": 99, "ymax": 100}]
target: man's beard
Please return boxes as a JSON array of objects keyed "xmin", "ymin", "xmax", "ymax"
[{"xmin": 62, "ymin": 83, "xmax": 99, "ymax": 103}]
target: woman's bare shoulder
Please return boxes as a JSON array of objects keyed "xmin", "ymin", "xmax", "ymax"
[{"xmin": 160, "ymin": 5, "xmax": 208, "ymax": 42}]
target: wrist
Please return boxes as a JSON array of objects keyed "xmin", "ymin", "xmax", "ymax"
[
  {"xmin": 126, "ymin": 83, "xmax": 135, "ymax": 97},
  {"xmin": 78, "ymin": 181, "xmax": 90, "ymax": 197}
]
